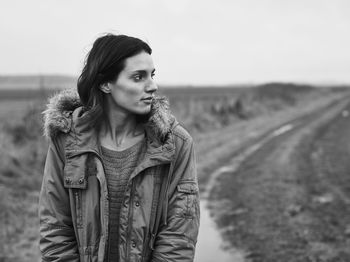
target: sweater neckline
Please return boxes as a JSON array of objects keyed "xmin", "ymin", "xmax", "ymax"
[{"xmin": 100, "ymin": 138, "xmax": 146, "ymax": 159}]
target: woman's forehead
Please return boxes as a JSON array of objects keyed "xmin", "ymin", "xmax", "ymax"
[{"xmin": 123, "ymin": 52, "xmax": 155, "ymax": 72}]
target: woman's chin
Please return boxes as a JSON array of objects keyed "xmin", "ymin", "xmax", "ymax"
[{"xmin": 133, "ymin": 106, "xmax": 152, "ymax": 116}]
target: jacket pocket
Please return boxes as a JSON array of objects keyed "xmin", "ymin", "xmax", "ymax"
[{"xmin": 175, "ymin": 181, "xmax": 199, "ymax": 219}]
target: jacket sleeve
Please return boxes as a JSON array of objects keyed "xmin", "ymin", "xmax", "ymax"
[
  {"xmin": 152, "ymin": 137, "xmax": 200, "ymax": 262},
  {"xmin": 39, "ymin": 137, "xmax": 80, "ymax": 262}
]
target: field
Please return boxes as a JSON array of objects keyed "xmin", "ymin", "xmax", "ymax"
[{"xmin": 0, "ymin": 83, "xmax": 349, "ymax": 261}]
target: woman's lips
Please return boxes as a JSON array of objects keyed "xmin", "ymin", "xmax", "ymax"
[{"xmin": 141, "ymin": 97, "xmax": 153, "ymax": 104}]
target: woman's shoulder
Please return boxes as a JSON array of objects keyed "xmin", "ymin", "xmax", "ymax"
[
  {"xmin": 171, "ymin": 121, "xmax": 194, "ymax": 147},
  {"xmin": 43, "ymin": 88, "xmax": 82, "ymax": 140}
]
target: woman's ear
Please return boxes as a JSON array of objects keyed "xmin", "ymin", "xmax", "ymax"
[{"xmin": 100, "ymin": 83, "xmax": 111, "ymax": 94}]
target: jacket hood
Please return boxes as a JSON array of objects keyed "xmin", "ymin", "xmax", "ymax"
[{"xmin": 43, "ymin": 88, "xmax": 176, "ymax": 142}]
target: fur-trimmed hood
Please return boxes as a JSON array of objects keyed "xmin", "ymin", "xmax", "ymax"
[{"xmin": 43, "ymin": 88, "xmax": 176, "ymax": 143}]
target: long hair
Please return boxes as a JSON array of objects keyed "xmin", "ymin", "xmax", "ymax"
[{"xmin": 77, "ymin": 34, "xmax": 152, "ymax": 130}]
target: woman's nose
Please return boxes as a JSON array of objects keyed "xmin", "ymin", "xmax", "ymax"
[{"xmin": 145, "ymin": 80, "xmax": 158, "ymax": 93}]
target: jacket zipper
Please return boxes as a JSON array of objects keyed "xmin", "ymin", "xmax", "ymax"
[
  {"xmin": 89, "ymin": 150, "xmax": 109, "ymax": 262},
  {"xmin": 74, "ymin": 190, "xmax": 82, "ymax": 228},
  {"xmin": 106, "ymin": 198, "xmax": 111, "ymax": 262},
  {"xmin": 125, "ymin": 181, "xmax": 135, "ymax": 261}
]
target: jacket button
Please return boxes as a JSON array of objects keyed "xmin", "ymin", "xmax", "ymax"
[
  {"xmin": 79, "ymin": 178, "xmax": 84, "ymax": 184},
  {"xmin": 131, "ymin": 241, "xmax": 136, "ymax": 248},
  {"xmin": 65, "ymin": 178, "xmax": 71, "ymax": 184},
  {"xmin": 135, "ymin": 201, "xmax": 140, "ymax": 207}
]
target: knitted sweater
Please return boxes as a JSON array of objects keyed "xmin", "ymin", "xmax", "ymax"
[{"xmin": 101, "ymin": 139, "xmax": 146, "ymax": 262}]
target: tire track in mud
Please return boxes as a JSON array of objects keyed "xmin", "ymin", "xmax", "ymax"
[
  {"xmin": 202, "ymin": 123, "xmax": 294, "ymax": 200},
  {"xmin": 203, "ymin": 98, "xmax": 350, "ymax": 262}
]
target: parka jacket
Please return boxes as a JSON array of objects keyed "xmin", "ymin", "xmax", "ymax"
[{"xmin": 39, "ymin": 89, "xmax": 200, "ymax": 262}]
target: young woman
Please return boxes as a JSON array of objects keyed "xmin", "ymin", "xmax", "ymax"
[{"xmin": 39, "ymin": 34, "xmax": 200, "ymax": 262}]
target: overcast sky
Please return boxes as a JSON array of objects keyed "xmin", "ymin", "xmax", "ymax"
[{"xmin": 0, "ymin": 0, "xmax": 349, "ymax": 85}]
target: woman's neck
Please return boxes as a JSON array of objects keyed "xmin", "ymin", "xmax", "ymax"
[{"xmin": 101, "ymin": 108, "xmax": 144, "ymax": 149}]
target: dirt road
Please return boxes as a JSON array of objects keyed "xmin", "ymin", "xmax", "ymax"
[{"xmin": 209, "ymin": 98, "xmax": 350, "ymax": 261}]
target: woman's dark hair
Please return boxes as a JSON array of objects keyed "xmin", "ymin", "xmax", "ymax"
[{"xmin": 77, "ymin": 34, "xmax": 152, "ymax": 130}]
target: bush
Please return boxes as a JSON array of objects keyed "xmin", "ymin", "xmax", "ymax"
[
  {"xmin": 4, "ymin": 104, "xmax": 43, "ymax": 145},
  {"xmin": 254, "ymin": 83, "xmax": 314, "ymax": 106}
]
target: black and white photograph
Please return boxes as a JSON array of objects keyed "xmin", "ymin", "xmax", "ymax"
[{"xmin": 0, "ymin": 1, "xmax": 349, "ymax": 261}]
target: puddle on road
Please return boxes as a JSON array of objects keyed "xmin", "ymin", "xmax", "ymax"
[{"xmin": 195, "ymin": 200, "xmax": 246, "ymax": 262}]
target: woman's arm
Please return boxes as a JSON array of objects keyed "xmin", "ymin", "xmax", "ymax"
[
  {"xmin": 39, "ymin": 137, "xmax": 80, "ymax": 262},
  {"xmin": 152, "ymin": 136, "xmax": 200, "ymax": 262}
]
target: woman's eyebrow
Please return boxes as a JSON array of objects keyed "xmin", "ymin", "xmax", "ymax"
[{"xmin": 130, "ymin": 69, "xmax": 156, "ymax": 74}]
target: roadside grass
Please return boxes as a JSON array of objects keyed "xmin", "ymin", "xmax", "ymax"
[
  {"xmin": 0, "ymin": 103, "xmax": 47, "ymax": 261},
  {"xmin": 0, "ymin": 84, "xmax": 348, "ymax": 261}
]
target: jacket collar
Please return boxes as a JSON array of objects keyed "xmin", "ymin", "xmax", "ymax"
[{"xmin": 43, "ymin": 88, "xmax": 177, "ymax": 162}]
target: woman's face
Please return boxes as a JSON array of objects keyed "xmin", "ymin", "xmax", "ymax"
[{"xmin": 105, "ymin": 51, "xmax": 157, "ymax": 115}]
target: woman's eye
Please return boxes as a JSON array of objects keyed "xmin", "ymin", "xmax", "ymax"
[
  {"xmin": 133, "ymin": 75, "xmax": 142, "ymax": 81},
  {"xmin": 151, "ymin": 73, "xmax": 155, "ymax": 79}
]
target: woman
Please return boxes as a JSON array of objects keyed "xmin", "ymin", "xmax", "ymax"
[{"xmin": 39, "ymin": 34, "xmax": 200, "ymax": 262}]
